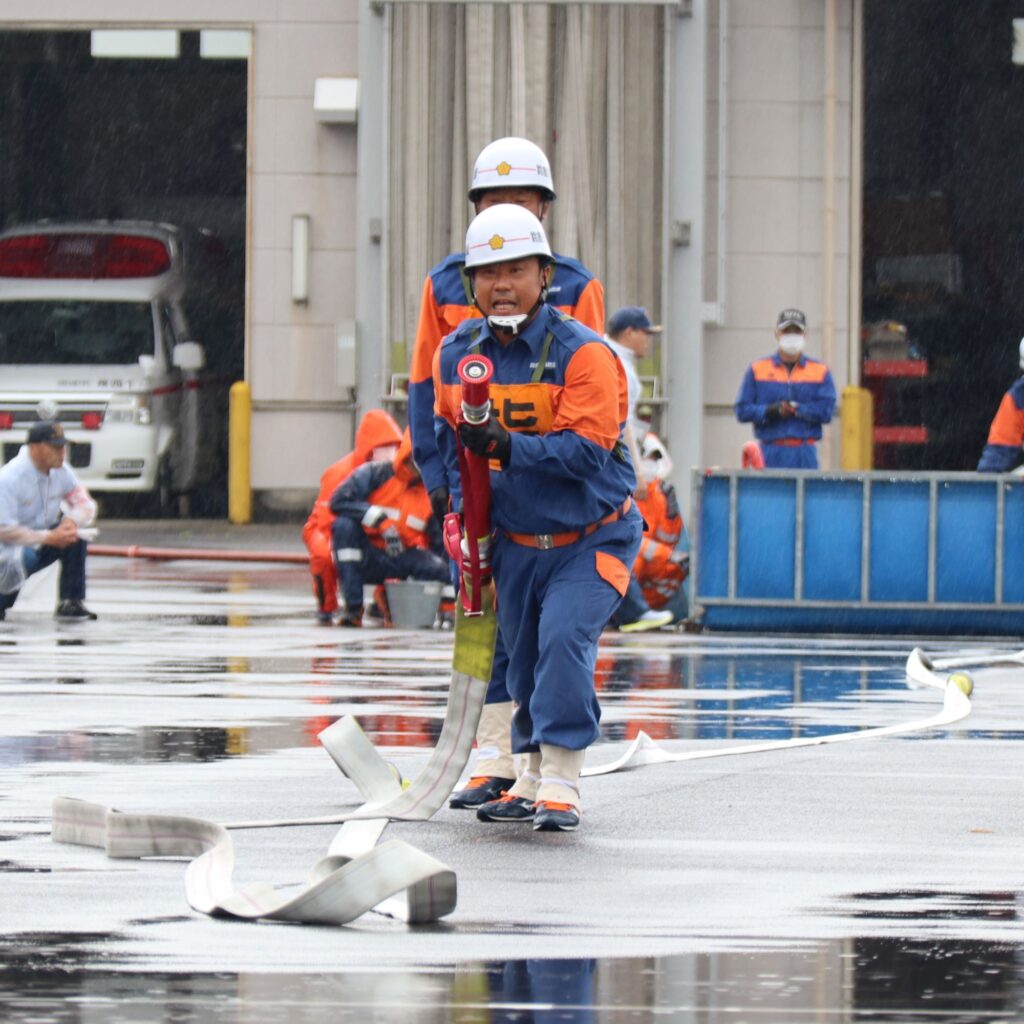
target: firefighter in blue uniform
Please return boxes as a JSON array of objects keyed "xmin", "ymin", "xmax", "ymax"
[
  {"xmin": 977, "ymin": 338, "xmax": 1024, "ymax": 472},
  {"xmin": 734, "ymin": 309, "xmax": 837, "ymax": 469},
  {"xmin": 433, "ymin": 205, "xmax": 641, "ymax": 832},
  {"xmin": 411, "ymin": 139, "xmax": 605, "ymax": 811}
]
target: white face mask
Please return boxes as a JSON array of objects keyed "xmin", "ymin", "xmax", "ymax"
[{"xmin": 778, "ymin": 332, "xmax": 805, "ymax": 357}]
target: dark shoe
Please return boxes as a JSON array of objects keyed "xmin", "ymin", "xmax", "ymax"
[
  {"xmin": 533, "ymin": 801, "xmax": 580, "ymax": 832},
  {"xmin": 476, "ymin": 794, "xmax": 535, "ymax": 822},
  {"xmin": 55, "ymin": 600, "xmax": 97, "ymax": 621},
  {"xmin": 449, "ymin": 775, "xmax": 517, "ymax": 809},
  {"xmin": 0, "ymin": 608, "xmax": 5, "ymax": 621},
  {"xmin": 337, "ymin": 608, "xmax": 363, "ymax": 628},
  {"xmin": 316, "ymin": 611, "xmax": 334, "ymax": 625}
]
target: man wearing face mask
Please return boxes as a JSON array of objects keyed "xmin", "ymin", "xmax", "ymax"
[{"xmin": 734, "ymin": 309, "xmax": 837, "ymax": 469}]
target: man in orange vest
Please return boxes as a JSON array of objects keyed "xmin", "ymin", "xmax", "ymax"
[
  {"xmin": 302, "ymin": 409, "xmax": 402, "ymax": 623},
  {"xmin": 329, "ymin": 430, "xmax": 448, "ymax": 627},
  {"xmin": 630, "ymin": 433, "xmax": 689, "ymax": 621}
]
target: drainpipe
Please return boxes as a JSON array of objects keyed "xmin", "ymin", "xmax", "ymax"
[{"xmin": 822, "ymin": 0, "xmax": 837, "ymax": 466}]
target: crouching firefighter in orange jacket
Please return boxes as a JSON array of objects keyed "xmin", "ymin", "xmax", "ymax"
[
  {"xmin": 329, "ymin": 430, "xmax": 449, "ymax": 627},
  {"xmin": 302, "ymin": 409, "xmax": 402, "ymax": 623},
  {"xmin": 433, "ymin": 205, "xmax": 642, "ymax": 832}
]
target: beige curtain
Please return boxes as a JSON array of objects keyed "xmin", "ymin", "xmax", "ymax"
[{"xmin": 387, "ymin": 3, "xmax": 665, "ymax": 377}]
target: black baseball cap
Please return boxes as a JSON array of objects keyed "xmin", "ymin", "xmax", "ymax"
[
  {"xmin": 27, "ymin": 420, "xmax": 66, "ymax": 447},
  {"xmin": 776, "ymin": 308, "xmax": 807, "ymax": 330}
]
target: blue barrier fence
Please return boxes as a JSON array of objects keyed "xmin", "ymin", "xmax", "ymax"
[{"xmin": 692, "ymin": 470, "xmax": 1024, "ymax": 634}]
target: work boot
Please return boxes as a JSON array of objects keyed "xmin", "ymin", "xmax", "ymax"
[
  {"xmin": 476, "ymin": 794, "xmax": 535, "ymax": 822},
  {"xmin": 533, "ymin": 802, "xmax": 580, "ymax": 832},
  {"xmin": 449, "ymin": 775, "xmax": 516, "ymax": 809},
  {"xmin": 337, "ymin": 607, "xmax": 363, "ymax": 628},
  {"xmin": 55, "ymin": 600, "xmax": 97, "ymax": 621},
  {"xmin": 619, "ymin": 609, "xmax": 672, "ymax": 633},
  {"xmin": 471, "ymin": 701, "xmax": 516, "ymax": 780}
]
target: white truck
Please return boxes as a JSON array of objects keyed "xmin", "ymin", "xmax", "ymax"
[{"xmin": 0, "ymin": 221, "xmax": 228, "ymax": 514}]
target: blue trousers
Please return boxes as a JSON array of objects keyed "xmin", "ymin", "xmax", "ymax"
[
  {"xmin": 0, "ymin": 540, "xmax": 88, "ymax": 613},
  {"xmin": 491, "ymin": 510, "xmax": 642, "ymax": 752},
  {"xmin": 762, "ymin": 442, "xmax": 819, "ymax": 469},
  {"xmin": 331, "ymin": 518, "xmax": 448, "ymax": 610}
]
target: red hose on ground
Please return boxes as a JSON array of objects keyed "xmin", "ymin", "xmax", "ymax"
[{"xmin": 90, "ymin": 544, "xmax": 308, "ymax": 564}]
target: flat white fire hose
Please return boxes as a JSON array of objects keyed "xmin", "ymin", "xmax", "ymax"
[
  {"xmin": 50, "ymin": 642, "xmax": 976, "ymax": 927},
  {"xmin": 52, "ymin": 599, "xmax": 499, "ymax": 926}
]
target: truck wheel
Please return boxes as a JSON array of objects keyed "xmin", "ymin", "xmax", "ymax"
[{"xmin": 153, "ymin": 456, "xmax": 176, "ymax": 519}]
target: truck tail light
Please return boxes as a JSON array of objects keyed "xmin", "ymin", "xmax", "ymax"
[
  {"xmin": 0, "ymin": 233, "xmax": 171, "ymax": 279},
  {"xmin": 0, "ymin": 412, "xmax": 12, "ymax": 429},
  {"xmin": 81, "ymin": 411, "xmax": 102, "ymax": 430}
]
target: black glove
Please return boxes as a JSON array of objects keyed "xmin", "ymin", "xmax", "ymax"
[
  {"xmin": 429, "ymin": 486, "xmax": 450, "ymax": 523},
  {"xmin": 458, "ymin": 418, "xmax": 511, "ymax": 465},
  {"xmin": 763, "ymin": 403, "xmax": 784, "ymax": 425}
]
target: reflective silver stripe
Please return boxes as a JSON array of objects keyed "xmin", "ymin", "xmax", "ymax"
[
  {"xmin": 406, "ymin": 515, "xmax": 427, "ymax": 532},
  {"xmin": 336, "ymin": 548, "xmax": 362, "ymax": 562}
]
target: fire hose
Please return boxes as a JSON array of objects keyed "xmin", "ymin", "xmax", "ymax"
[{"xmin": 50, "ymin": 645, "xmax": 974, "ymax": 927}]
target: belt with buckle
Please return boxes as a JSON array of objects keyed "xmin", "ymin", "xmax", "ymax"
[
  {"xmin": 504, "ymin": 497, "xmax": 632, "ymax": 550},
  {"xmin": 768, "ymin": 438, "xmax": 815, "ymax": 447}
]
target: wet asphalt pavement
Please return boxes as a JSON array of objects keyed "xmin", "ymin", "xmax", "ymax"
[{"xmin": 2, "ymin": 520, "xmax": 1024, "ymax": 1021}]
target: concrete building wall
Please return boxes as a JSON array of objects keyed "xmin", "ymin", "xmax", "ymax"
[{"xmin": 703, "ymin": 0, "xmax": 855, "ymax": 470}]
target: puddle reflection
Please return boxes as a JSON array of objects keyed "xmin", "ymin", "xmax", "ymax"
[
  {"xmin": 0, "ymin": 938, "xmax": 1021, "ymax": 1022},
  {"xmin": 1, "ymin": 646, "xmax": 941, "ymax": 765}
]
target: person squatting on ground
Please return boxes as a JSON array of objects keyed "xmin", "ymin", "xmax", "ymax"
[
  {"xmin": 0, "ymin": 420, "xmax": 98, "ymax": 621},
  {"xmin": 604, "ymin": 306, "xmax": 675, "ymax": 632},
  {"xmin": 406, "ymin": 136, "xmax": 606, "ymax": 811},
  {"xmin": 302, "ymin": 409, "xmax": 402, "ymax": 623},
  {"xmin": 329, "ymin": 429, "xmax": 448, "ymax": 628},
  {"xmin": 433, "ymin": 204, "xmax": 642, "ymax": 832},
  {"xmin": 977, "ymin": 337, "xmax": 1024, "ymax": 472},
  {"xmin": 734, "ymin": 308, "xmax": 837, "ymax": 470},
  {"xmin": 621, "ymin": 432, "xmax": 690, "ymax": 625}
]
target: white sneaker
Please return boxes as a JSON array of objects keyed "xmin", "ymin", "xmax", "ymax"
[{"xmin": 619, "ymin": 609, "xmax": 673, "ymax": 633}]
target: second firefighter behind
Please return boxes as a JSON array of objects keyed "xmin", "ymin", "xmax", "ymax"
[
  {"xmin": 329, "ymin": 430, "xmax": 449, "ymax": 627},
  {"xmin": 410, "ymin": 136, "xmax": 605, "ymax": 815},
  {"xmin": 433, "ymin": 204, "xmax": 642, "ymax": 832}
]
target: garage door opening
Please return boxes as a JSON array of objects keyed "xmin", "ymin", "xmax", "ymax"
[
  {"xmin": 862, "ymin": 1, "xmax": 1024, "ymax": 471},
  {"xmin": 0, "ymin": 29, "xmax": 248, "ymax": 515}
]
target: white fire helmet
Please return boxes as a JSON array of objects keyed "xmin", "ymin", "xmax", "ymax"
[
  {"xmin": 641, "ymin": 431, "xmax": 674, "ymax": 482},
  {"xmin": 468, "ymin": 137, "xmax": 556, "ymax": 203},
  {"xmin": 1018, "ymin": 336, "xmax": 1024, "ymax": 370},
  {"xmin": 464, "ymin": 204, "xmax": 552, "ymax": 271}
]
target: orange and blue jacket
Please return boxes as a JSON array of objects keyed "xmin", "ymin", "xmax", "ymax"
[
  {"xmin": 432, "ymin": 305, "xmax": 634, "ymax": 536},
  {"xmin": 978, "ymin": 377, "xmax": 1024, "ymax": 472},
  {"xmin": 329, "ymin": 436, "xmax": 440, "ymax": 553},
  {"xmin": 409, "ymin": 252, "xmax": 605, "ymax": 494},
  {"xmin": 303, "ymin": 409, "xmax": 402, "ymax": 540},
  {"xmin": 734, "ymin": 353, "xmax": 837, "ymax": 444}
]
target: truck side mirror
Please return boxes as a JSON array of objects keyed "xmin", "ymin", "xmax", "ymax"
[{"xmin": 172, "ymin": 341, "xmax": 205, "ymax": 372}]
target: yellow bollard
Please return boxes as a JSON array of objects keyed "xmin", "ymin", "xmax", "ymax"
[
  {"xmin": 228, "ymin": 381, "xmax": 252, "ymax": 524},
  {"xmin": 840, "ymin": 385, "xmax": 873, "ymax": 470}
]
